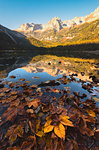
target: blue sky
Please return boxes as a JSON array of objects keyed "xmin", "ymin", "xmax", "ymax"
[{"xmin": 0, "ymin": 0, "xmax": 99, "ymax": 29}]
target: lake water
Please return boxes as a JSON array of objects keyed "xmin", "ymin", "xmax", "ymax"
[
  {"xmin": 1, "ymin": 62, "xmax": 99, "ymax": 108},
  {"xmin": 0, "ymin": 56, "xmax": 99, "ymax": 150}
]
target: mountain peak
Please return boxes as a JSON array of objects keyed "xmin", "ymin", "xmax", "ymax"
[
  {"xmin": 47, "ymin": 16, "xmax": 61, "ymax": 24},
  {"xmin": 42, "ymin": 16, "xmax": 62, "ymax": 31},
  {"xmin": 17, "ymin": 23, "xmax": 43, "ymax": 33},
  {"xmin": 52, "ymin": 17, "xmax": 61, "ymax": 20},
  {"xmin": 94, "ymin": 7, "xmax": 99, "ymax": 12},
  {"xmin": 16, "ymin": 7, "xmax": 99, "ymax": 39}
]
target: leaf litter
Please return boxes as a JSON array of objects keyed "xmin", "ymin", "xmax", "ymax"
[{"xmin": 0, "ymin": 73, "xmax": 99, "ymax": 150}]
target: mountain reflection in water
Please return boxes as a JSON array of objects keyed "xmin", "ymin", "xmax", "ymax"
[{"xmin": 3, "ymin": 58, "xmax": 99, "ymax": 107}]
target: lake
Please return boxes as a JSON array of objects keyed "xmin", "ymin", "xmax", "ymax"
[{"xmin": 0, "ymin": 55, "xmax": 99, "ymax": 149}]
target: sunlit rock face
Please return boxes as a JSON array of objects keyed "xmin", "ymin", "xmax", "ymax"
[
  {"xmin": 17, "ymin": 17, "xmax": 63, "ymax": 33},
  {"xmin": 16, "ymin": 7, "xmax": 99, "ymax": 38},
  {"xmin": 42, "ymin": 17, "xmax": 63, "ymax": 31},
  {"xmin": 17, "ymin": 23, "xmax": 43, "ymax": 32},
  {"xmin": 85, "ymin": 7, "xmax": 99, "ymax": 22}
]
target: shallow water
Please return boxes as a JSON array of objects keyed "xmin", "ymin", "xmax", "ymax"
[
  {"xmin": 2, "ymin": 66, "xmax": 98, "ymax": 107},
  {"xmin": 0, "ymin": 59, "xmax": 99, "ymax": 149}
]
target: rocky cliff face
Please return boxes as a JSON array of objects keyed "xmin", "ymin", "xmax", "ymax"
[
  {"xmin": 16, "ymin": 7, "xmax": 99, "ymax": 40},
  {"xmin": 85, "ymin": 7, "xmax": 99, "ymax": 22},
  {"xmin": 42, "ymin": 17, "xmax": 63, "ymax": 31},
  {"xmin": 17, "ymin": 23, "xmax": 43, "ymax": 33}
]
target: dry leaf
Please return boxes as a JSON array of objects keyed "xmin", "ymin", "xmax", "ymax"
[
  {"xmin": 86, "ymin": 109, "xmax": 96, "ymax": 117},
  {"xmin": 44, "ymin": 119, "xmax": 54, "ymax": 133},
  {"xmin": 60, "ymin": 115, "xmax": 74, "ymax": 127},
  {"xmin": 54, "ymin": 123, "xmax": 65, "ymax": 140},
  {"xmin": 36, "ymin": 131, "xmax": 44, "ymax": 137}
]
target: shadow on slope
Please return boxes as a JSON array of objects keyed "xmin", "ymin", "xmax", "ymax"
[
  {"xmin": 0, "ymin": 25, "xmax": 99, "ymax": 78},
  {"xmin": 0, "ymin": 24, "xmax": 42, "ymax": 70},
  {"xmin": 0, "ymin": 42, "xmax": 99, "ymax": 79},
  {"xmin": 34, "ymin": 42, "xmax": 99, "ymax": 59}
]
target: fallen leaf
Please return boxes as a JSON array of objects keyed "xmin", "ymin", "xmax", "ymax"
[
  {"xmin": 19, "ymin": 78, "xmax": 25, "ymax": 81},
  {"xmin": 86, "ymin": 109, "xmax": 96, "ymax": 117},
  {"xmin": 9, "ymin": 134, "xmax": 17, "ymax": 145},
  {"xmin": 93, "ymin": 97, "xmax": 99, "ymax": 101},
  {"xmin": 28, "ymin": 98, "xmax": 40, "ymax": 108},
  {"xmin": 25, "ymin": 81, "xmax": 30, "ymax": 84},
  {"xmin": 60, "ymin": 115, "xmax": 74, "ymax": 127},
  {"xmin": 10, "ymin": 91, "xmax": 18, "ymax": 96},
  {"xmin": 26, "ymin": 109, "xmax": 34, "ymax": 114},
  {"xmin": 30, "ymin": 84, "xmax": 37, "ymax": 89},
  {"xmin": 7, "ymin": 146, "xmax": 21, "ymax": 150},
  {"xmin": 32, "ymin": 76, "xmax": 39, "ymax": 79},
  {"xmin": 9, "ymin": 76, "xmax": 16, "ymax": 79},
  {"xmin": 54, "ymin": 123, "xmax": 65, "ymax": 140},
  {"xmin": 44, "ymin": 125, "xmax": 54, "ymax": 133},
  {"xmin": 36, "ymin": 131, "xmax": 44, "ymax": 137},
  {"xmin": 52, "ymin": 88, "xmax": 60, "ymax": 93},
  {"xmin": 44, "ymin": 119, "xmax": 54, "ymax": 133}
]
